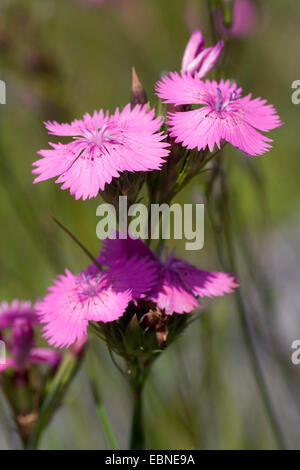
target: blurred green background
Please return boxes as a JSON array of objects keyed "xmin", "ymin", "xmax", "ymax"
[{"xmin": 0, "ymin": 0, "xmax": 300, "ymax": 449}]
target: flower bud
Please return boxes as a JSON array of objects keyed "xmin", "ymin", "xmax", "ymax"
[
  {"xmin": 131, "ymin": 67, "xmax": 148, "ymax": 106},
  {"xmin": 181, "ymin": 29, "xmax": 205, "ymax": 73},
  {"xmin": 140, "ymin": 307, "xmax": 169, "ymax": 348},
  {"xmin": 181, "ymin": 29, "xmax": 224, "ymax": 78}
]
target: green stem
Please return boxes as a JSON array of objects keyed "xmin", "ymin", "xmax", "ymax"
[
  {"xmin": 206, "ymin": 0, "xmax": 218, "ymax": 46},
  {"xmin": 222, "ymin": 198, "xmax": 287, "ymax": 449},
  {"xmin": 166, "ymin": 143, "xmax": 227, "ymax": 204},
  {"xmin": 86, "ymin": 350, "xmax": 119, "ymax": 450},
  {"xmin": 233, "ymin": 289, "xmax": 287, "ymax": 450},
  {"xmin": 206, "ymin": 160, "xmax": 287, "ymax": 450},
  {"xmin": 96, "ymin": 402, "xmax": 119, "ymax": 450},
  {"xmin": 129, "ymin": 379, "xmax": 145, "ymax": 450},
  {"xmin": 129, "ymin": 363, "xmax": 151, "ymax": 450},
  {"xmin": 28, "ymin": 351, "xmax": 81, "ymax": 450},
  {"xmin": 49, "ymin": 213, "xmax": 102, "ymax": 270}
]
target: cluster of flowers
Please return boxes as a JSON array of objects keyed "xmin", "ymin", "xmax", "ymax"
[
  {"xmin": 30, "ymin": 27, "xmax": 282, "ymax": 351},
  {"xmin": 33, "ymin": 30, "xmax": 282, "ymax": 200},
  {"xmin": 2, "ymin": 27, "xmax": 282, "ymax": 362},
  {"xmin": 37, "ymin": 237, "xmax": 238, "ymax": 348}
]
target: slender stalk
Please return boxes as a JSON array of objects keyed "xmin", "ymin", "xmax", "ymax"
[
  {"xmin": 206, "ymin": 161, "xmax": 287, "ymax": 450},
  {"xmin": 28, "ymin": 351, "xmax": 82, "ymax": 450},
  {"xmin": 86, "ymin": 349, "xmax": 119, "ymax": 450},
  {"xmin": 48, "ymin": 212, "xmax": 102, "ymax": 270},
  {"xmin": 96, "ymin": 402, "xmax": 119, "ymax": 450},
  {"xmin": 129, "ymin": 363, "xmax": 152, "ymax": 450},
  {"xmin": 166, "ymin": 145, "xmax": 226, "ymax": 204},
  {"xmin": 206, "ymin": 0, "xmax": 218, "ymax": 45},
  {"xmin": 223, "ymin": 212, "xmax": 287, "ymax": 449},
  {"xmin": 232, "ymin": 288, "xmax": 287, "ymax": 450},
  {"xmin": 129, "ymin": 378, "xmax": 145, "ymax": 450}
]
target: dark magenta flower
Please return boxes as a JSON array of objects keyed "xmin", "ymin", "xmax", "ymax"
[
  {"xmin": 0, "ymin": 300, "xmax": 61, "ymax": 373},
  {"xmin": 100, "ymin": 237, "xmax": 238, "ymax": 315}
]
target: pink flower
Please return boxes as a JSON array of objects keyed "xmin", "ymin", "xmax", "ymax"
[
  {"xmin": 0, "ymin": 300, "xmax": 37, "ymax": 329},
  {"xmin": 100, "ymin": 237, "xmax": 239, "ymax": 315},
  {"xmin": 181, "ymin": 29, "xmax": 224, "ymax": 78},
  {"xmin": 156, "ymin": 74, "xmax": 283, "ymax": 156},
  {"xmin": 33, "ymin": 104, "xmax": 169, "ymax": 200},
  {"xmin": 37, "ymin": 254, "xmax": 157, "ymax": 348},
  {"xmin": 0, "ymin": 300, "xmax": 61, "ymax": 373}
]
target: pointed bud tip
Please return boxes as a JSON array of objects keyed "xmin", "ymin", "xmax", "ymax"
[{"xmin": 131, "ymin": 67, "xmax": 148, "ymax": 106}]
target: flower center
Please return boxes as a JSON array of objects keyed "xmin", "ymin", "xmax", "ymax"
[
  {"xmin": 215, "ymin": 87, "xmax": 238, "ymax": 113},
  {"xmin": 82, "ymin": 122, "xmax": 122, "ymax": 148},
  {"xmin": 76, "ymin": 272, "xmax": 102, "ymax": 302}
]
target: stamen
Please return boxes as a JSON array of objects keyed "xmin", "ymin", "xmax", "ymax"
[
  {"xmin": 216, "ymin": 87, "xmax": 224, "ymax": 113},
  {"xmin": 82, "ymin": 122, "xmax": 122, "ymax": 148},
  {"xmin": 229, "ymin": 90, "xmax": 238, "ymax": 101},
  {"xmin": 215, "ymin": 87, "xmax": 239, "ymax": 114},
  {"xmin": 216, "ymin": 87, "xmax": 222, "ymax": 100},
  {"xmin": 76, "ymin": 272, "xmax": 101, "ymax": 301}
]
